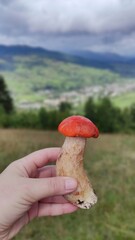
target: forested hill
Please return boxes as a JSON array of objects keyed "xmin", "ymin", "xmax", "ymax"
[
  {"xmin": 0, "ymin": 44, "xmax": 135, "ymax": 76},
  {"xmin": 0, "ymin": 44, "xmax": 135, "ymax": 109}
]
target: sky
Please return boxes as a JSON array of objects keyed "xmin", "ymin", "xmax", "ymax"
[{"xmin": 0, "ymin": 0, "xmax": 135, "ymax": 56}]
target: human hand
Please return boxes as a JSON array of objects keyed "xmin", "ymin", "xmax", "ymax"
[{"xmin": 0, "ymin": 148, "xmax": 78, "ymax": 240}]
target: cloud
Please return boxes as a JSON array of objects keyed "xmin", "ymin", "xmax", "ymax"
[
  {"xmin": 5, "ymin": 0, "xmax": 134, "ymax": 35},
  {"xmin": 0, "ymin": 0, "xmax": 135, "ymax": 55}
]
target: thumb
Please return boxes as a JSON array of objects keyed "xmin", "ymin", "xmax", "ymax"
[{"xmin": 27, "ymin": 177, "xmax": 77, "ymax": 202}]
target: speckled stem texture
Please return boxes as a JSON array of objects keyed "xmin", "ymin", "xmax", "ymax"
[{"xmin": 56, "ymin": 137, "xmax": 97, "ymax": 209}]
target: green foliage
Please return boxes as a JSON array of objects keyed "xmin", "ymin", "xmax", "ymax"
[
  {"xmin": 0, "ymin": 96, "xmax": 135, "ymax": 133},
  {"xmin": 9, "ymin": 111, "xmax": 40, "ymax": 129},
  {"xmin": 59, "ymin": 102, "xmax": 72, "ymax": 113},
  {"xmin": 0, "ymin": 105, "xmax": 72, "ymax": 130},
  {"xmin": 84, "ymin": 97, "xmax": 98, "ymax": 123},
  {"xmin": 130, "ymin": 103, "xmax": 135, "ymax": 122},
  {"xmin": 84, "ymin": 97, "xmax": 135, "ymax": 133},
  {"xmin": 0, "ymin": 75, "xmax": 14, "ymax": 113},
  {"xmin": 96, "ymin": 98, "xmax": 123, "ymax": 133},
  {"xmin": 0, "ymin": 106, "xmax": 7, "ymax": 127},
  {"xmin": 129, "ymin": 103, "xmax": 135, "ymax": 130},
  {"xmin": 38, "ymin": 108, "xmax": 49, "ymax": 129}
]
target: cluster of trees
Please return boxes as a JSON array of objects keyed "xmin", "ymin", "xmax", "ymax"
[
  {"xmin": 0, "ymin": 75, "xmax": 135, "ymax": 133},
  {"xmin": 0, "ymin": 103, "xmax": 72, "ymax": 130},
  {"xmin": 85, "ymin": 97, "xmax": 135, "ymax": 133}
]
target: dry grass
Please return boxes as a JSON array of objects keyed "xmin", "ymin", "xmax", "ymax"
[{"xmin": 0, "ymin": 129, "xmax": 135, "ymax": 240}]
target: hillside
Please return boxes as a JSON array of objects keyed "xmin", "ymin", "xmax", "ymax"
[
  {"xmin": 1, "ymin": 45, "xmax": 135, "ymax": 75},
  {"xmin": 0, "ymin": 45, "xmax": 135, "ymax": 109}
]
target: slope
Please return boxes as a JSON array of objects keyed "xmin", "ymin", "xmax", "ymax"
[{"xmin": 0, "ymin": 45, "xmax": 135, "ymax": 109}]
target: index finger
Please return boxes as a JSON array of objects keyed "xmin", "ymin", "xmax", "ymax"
[{"xmin": 19, "ymin": 148, "xmax": 61, "ymax": 177}]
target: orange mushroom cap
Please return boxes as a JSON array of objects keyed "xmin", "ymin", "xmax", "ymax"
[{"xmin": 58, "ymin": 115, "xmax": 99, "ymax": 138}]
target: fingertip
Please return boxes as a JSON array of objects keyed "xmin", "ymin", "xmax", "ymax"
[
  {"xmin": 20, "ymin": 147, "xmax": 61, "ymax": 174},
  {"xmin": 63, "ymin": 203, "xmax": 79, "ymax": 214},
  {"xmin": 65, "ymin": 178, "xmax": 78, "ymax": 191}
]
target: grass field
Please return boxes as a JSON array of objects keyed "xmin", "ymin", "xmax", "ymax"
[
  {"xmin": 0, "ymin": 129, "xmax": 135, "ymax": 240},
  {"xmin": 112, "ymin": 92, "xmax": 135, "ymax": 109}
]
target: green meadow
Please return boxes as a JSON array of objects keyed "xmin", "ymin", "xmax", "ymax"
[
  {"xmin": 0, "ymin": 129, "xmax": 135, "ymax": 240},
  {"xmin": 112, "ymin": 92, "xmax": 135, "ymax": 109}
]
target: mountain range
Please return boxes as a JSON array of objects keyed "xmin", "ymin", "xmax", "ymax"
[{"xmin": 0, "ymin": 44, "xmax": 135, "ymax": 75}]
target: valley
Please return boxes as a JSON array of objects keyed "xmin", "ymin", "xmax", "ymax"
[{"xmin": 0, "ymin": 45, "xmax": 135, "ymax": 110}]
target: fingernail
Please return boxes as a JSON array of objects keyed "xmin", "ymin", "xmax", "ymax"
[{"xmin": 65, "ymin": 178, "xmax": 77, "ymax": 190}]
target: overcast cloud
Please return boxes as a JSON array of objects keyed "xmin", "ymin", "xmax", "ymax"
[{"xmin": 0, "ymin": 0, "xmax": 135, "ymax": 55}]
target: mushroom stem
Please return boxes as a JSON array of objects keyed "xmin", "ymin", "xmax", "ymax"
[{"xmin": 56, "ymin": 136, "xmax": 97, "ymax": 209}]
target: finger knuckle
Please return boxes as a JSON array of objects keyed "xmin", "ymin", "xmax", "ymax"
[{"xmin": 49, "ymin": 178, "xmax": 61, "ymax": 193}]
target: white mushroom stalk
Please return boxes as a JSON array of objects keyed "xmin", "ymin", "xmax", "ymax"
[{"xmin": 56, "ymin": 115, "xmax": 99, "ymax": 209}]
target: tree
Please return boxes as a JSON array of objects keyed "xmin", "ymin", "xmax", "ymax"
[
  {"xmin": 38, "ymin": 107, "xmax": 49, "ymax": 129},
  {"xmin": 96, "ymin": 97, "xmax": 122, "ymax": 133},
  {"xmin": 84, "ymin": 97, "xmax": 98, "ymax": 124},
  {"xmin": 0, "ymin": 75, "xmax": 14, "ymax": 113},
  {"xmin": 59, "ymin": 102, "xmax": 72, "ymax": 113},
  {"xmin": 129, "ymin": 103, "xmax": 135, "ymax": 130}
]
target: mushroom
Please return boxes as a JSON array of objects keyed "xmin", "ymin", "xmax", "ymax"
[{"xmin": 56, "ymin": 115, "xmax": 99, "ymax": 209}]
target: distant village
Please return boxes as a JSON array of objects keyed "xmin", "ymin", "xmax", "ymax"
[{"xmin": 18, "ymin": 81, "xmax": 135, "ymax": 110}]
